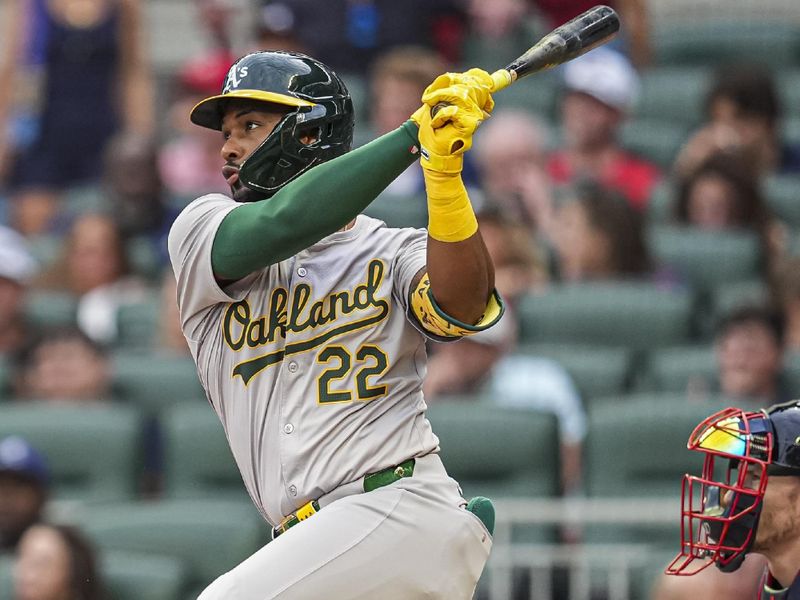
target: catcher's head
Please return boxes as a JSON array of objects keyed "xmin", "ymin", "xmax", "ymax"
[
  {"xmin": 190, "ymin": 50, "xmax": 354, "ymax": 202},
  {"xmin": 667, "ymin": 400, "xmax": 800, "ymax": 576}
]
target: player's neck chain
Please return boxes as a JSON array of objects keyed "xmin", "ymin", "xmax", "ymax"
[{"xmin": 222, "ymin": 260, "xmax": 390, "ymax": 385}]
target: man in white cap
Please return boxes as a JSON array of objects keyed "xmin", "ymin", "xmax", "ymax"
[
  {"xmin": 0, "ymin": 226, "xmax": 37, "ymax": 356},
  {"xmin": 548, "ymin": 47, "xmax": 660, "ymax": 211}
]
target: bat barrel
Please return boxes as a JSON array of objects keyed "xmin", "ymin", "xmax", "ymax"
[{"xmin": 505, "ymin": 5, "xmax": 620, "ymax": 79}]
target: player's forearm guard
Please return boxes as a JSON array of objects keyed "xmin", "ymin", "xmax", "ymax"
[{"xmin": 411, "ymin": 273, "xmax": 504, "ymax": 337}]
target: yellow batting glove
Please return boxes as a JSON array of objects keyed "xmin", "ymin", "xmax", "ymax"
[
  {"xmin": 410, "ymin": 102, "xmax": 487, "ymax": 173},
  {"xmin": 421, "ymin": 68, "xmax": 496, "ymax": 114}
]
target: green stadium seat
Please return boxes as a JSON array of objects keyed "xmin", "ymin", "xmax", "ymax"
[
  {"xmin": 0, "ymin": 403, "xmax": 142, "ymax": 502},
  {"xmin": 116, "ymin": 295, "xmax": 161, "ymax": 349},
  {"xmin": 584, "ymin": 397, "xmax": 730, "ymax": 547},
  {"xmin": 633, "ymin": 67, "xmax": 709, "ymax": 127},
  {"xmin": 338, "ymin": 72, "xmax": 368, "ymax": 127},
  {"xmin": 637, "ymin": 346, "xmax": 717, "ymax": 393},
  {"xmin": 514, "ymin": 343, "xmax": 633, "ymax": 401},
  {"xmin": 23, "ymin": 290, "xmax": 78, "ymax": 328},
  {"xmin": 648, "ymin": 226, "xmax": 762, "ymax": 293},
  {"xmin": 126, "ymin": 237, "xmax": 162, "ymax": 282},
  {"xmin": 708, "ymin": 280, "xmax": 771, "ymax": 333},
  {"xmin": 654, "ymin": 21, "xmax": 800, "ymax": 68},
  {"xmin": 645, "ymin": 179, "xmax": 677, "ymax": 225},
  {"xmin": 112, "ymin": 351, "xmax": 205, "ymax": 413},
  {"xmin": 363, "ymin": 192, "xmax": 428, "ymax": 229},
  {"xmin": 77, "ymin": 499, "xmax": 268, "ymax": 596},
  {"xmin": 102, "ymin": 550, "xmax": 189, "ymax": 600},
  {"xmin": 26, "ymin": 234, "xmax": 62, "ymax": 269},
  {"xmin": 426, "ymin": 401, "xmax": 560, "ymax": 499},
  {"xmin": 161, "ymin": 403, "xmax": 249, "ymax": 501},
  {"xmin": 782, "ymin": 351, "xmax": 800, "ymax": 394},
  {"xmin": 764, "ymin": 174, "xmax": 800, "ymax": 227},
  {"xmin": 0, "ymin": 553, "xmax": 11, "ymax": 600},
  {"xmin": 779, "ymin": 70, "xmax": 800, "ymax": 120},
  {"xmin": 517, "ymin": 282, "xmax": 693, "ymax": 350},
  {"xmin": 620, "ymin": 119, "xmax": 689, "ymax": 170},
  {"xmin": 0, "ymin": 357, "xmax": 9, "ymax": 402}
]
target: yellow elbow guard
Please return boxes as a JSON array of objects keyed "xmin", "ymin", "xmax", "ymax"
[
  {"xmin": 423, "ymin": 170, "xmax": 478, "ymax": 243},
  {"xmin": 410, "ymin": 273, "xmax": 504, "ymax": 338}
]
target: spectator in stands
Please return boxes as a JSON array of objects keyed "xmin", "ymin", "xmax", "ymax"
[
  {"xmin": 14, "ymin": 523, "xmax": 105, "ymax": 600},
  {"xmin": 157, "ymin": 268, "xmax": 189, "ymax": 355},
  {"xmin": 473, "ymin": 109, "xmax": 555, "ymax": 238},
  {"xmin": 0, "ymin": 0, "xmax": 154, "ymax": 235},
  {"xmin": 531, "ymin": 0, "xmax": 652, "ymax": 68},
  {"xmin": 12, "ymin": 328, "xmax": 111, "ymax": 403},
  {"xmin": 262, "ymin": 0, "xmax": 465, "ymax": 74},
  {"xmin": 674, "ymin": 65, "xmax": 800, "ymax": 179},
  {"xmin": 0, "ymin": 226, "xmax": 38, "ymax": 356},
  {"xmin": 158, "ymin": 52, "xmax": 233, "ymax": 203},
  {"xmin": 424, "ymin": 211, "xmax": 586, "ymax": 492},
  {"xmin": 367, "ymin": 46, "xmax": 448, "ymax": 193},
  {"xmin": 35, "ymin": 213, "xmax": 148, "ymax": 344},
  {"xmin": 547, "ymin": 47, "xmax": 660, "ymax": 211},
  {"xmin": 712, "ymin": 305, "xmax": 792, "ymax": 406},
  {"xmin": 551, "ymin": 183, "xmax": 652, "ymax": 282},
  {"xmin": 0, "ymin": 436, "xmax": 48, "ymax": 552},
  {"xmin": 775, "ymin": 257, "xmax": 800, "ymax": 352},
  {"xmin": 253, "ymin": 0, "xmax": 308, "ymax": 53},
  {"xmin": 674, "ymin": 152, "xmax": 784, "ymax": 276},
  {"xmin": 460, "ymin": 0, "xmax": 536, "ymax": 71}
]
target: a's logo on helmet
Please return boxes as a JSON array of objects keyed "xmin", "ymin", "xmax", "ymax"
[{"xmin": 224, "ymin": 65, "xmax": 250, "ymax": 93}]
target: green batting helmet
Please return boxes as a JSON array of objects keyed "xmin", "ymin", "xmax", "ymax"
[{"xmin": 191, "ymin": 51, "xmax": 355, "ymax": 200}]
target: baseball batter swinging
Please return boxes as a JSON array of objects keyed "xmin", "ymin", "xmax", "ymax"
[{"xmin": 168, "ymin": 50, "xmax": 502, "ymax": 598}]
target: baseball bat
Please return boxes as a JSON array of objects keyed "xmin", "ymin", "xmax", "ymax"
[
  {"xmin": 488, "ymin": 4, "xmax": 620, "ymax": 93},
  {"xmin": 432, "ymin": 5, "xmax": 620, "ymax": 118}
]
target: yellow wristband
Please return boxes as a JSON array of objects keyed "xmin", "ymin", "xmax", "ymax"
[{"xmin": 423, "ymin": 170, "xmax": 478, "ymax": 242}]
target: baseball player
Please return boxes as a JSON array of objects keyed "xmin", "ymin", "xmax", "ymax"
[
  {"xmin": 168, "ymin": 50, "xmax": 501, "ymax": 599},
  {"xmin": 665, "ymin": 400, "xmax": 800, "ymax": 598}
]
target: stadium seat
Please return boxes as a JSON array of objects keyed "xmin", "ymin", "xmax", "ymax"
[
  {"xmin": 161, "ymin": 403, "xmax": 249, "ymax": 501},
  {"xmin": 112, "ymin": 351, "xmax": 205, "ymax": 413},
  {"xmin": 636, "ymin": 346, "xmax": 717, "ymax": 393},
  {"xmin": 25, "ymin": 234, "xmax": 62, "ymax": 268},
  {"xmin": 115, "ymin": 294, "xmax": 161, "ymax": 349},
  {"xmin": 764, "ymin": 174, "xmax": 800, "ymax": 227},
  {"xmin": 517, "ymin": 282, "xmax": 693, "ymax": 350},
  {"xmin": 514, "ymin": 343, "xmax": 633, "ymax": 401},
  {"xmin": 647, "ymin": 225, "xmax": 762, "ymax": 294},
  {"xmin": 645, "ymin": 178, "xmax": 677, "ymax": 225},
  {"xmin": 633, "ymin": 67, "xmax": 709, "ymax": 127},
  {"xmin": 126, "ymin": 237, "xmax": 162, "ymax": 282},
  {"xmin": 426, "ymin": 401, "xmax": 560, "ymax": 499},
  {"xmin": 584, "ymin": 397, "xmax": 730, "ymax": 547},
  {"xmin": 707, "ymin": 279, "xmax": 771, "ymax": 334},
  {"xmin": 23, "ymin": 290, "xmax": 78, "ymax": 328},
  {"xmin": 653, "ymin": 21, "xmax": 800, "ymax": 68},
  {"xmin": 0, "ymin": 357, "xmax": 9, "ymax": 401},
  {"xmin": 620, "ymin": 119, "xmax": 689, "ymax": 170},
  {"xmin": 779, "ymin": 70, "xmax": 800, "ymax": 121},
  {"xmin": 0, "ymin": 554, "xmax": 11, "ymax": 599},
  {"xmin": 0, "ymin": 403, "xmax": 142, "ymax": 502},
  {"xmin": 77, "ymin": 499, "xmax": 268, "ymax": 596},
  {"xmin": 363, "ymin": 192, "xmax": 429, "ymax": 230},
  {"xmin": 782, "ymin": 351, "xmax": 800, "ymax": 394},
  {"xmin": 102, "ymin": 550, "xmax": 189, "ymax": 600}
]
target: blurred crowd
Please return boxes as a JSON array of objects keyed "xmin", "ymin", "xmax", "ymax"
[{"xmin": 0, "ymin": 0, "xmax": 798, "ymax": 598}]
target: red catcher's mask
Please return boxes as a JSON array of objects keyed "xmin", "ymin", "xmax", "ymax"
[{"xmin": 666, "ymin": 407, "xmax": 773, "ymax": 576}]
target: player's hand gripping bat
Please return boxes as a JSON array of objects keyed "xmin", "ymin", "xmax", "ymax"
[{"xmin": 432, "ymin": 5, "xmax": 620, "ymax": 119}]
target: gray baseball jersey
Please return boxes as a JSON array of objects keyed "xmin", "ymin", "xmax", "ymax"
[{"xmin": 168, "ymin": 194, "xmax": 441, "ymax": 526}]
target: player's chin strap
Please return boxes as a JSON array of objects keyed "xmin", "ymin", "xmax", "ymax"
[{"xmin": 702, "ymin": 485, "xmax": 763, "ymax": 573}]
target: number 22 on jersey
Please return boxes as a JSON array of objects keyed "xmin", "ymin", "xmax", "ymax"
[{"xmin": 316, "ymin": 344, "xmax": 389, "ymax": 404}]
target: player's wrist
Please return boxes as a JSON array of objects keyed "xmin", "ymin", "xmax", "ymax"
[{"xmin": 423, "ymin": 170, "xmax": 477, "ymax": 242}]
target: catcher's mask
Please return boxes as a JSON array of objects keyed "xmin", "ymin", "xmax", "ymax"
[
  {"xmin": 190, "ymin": 50, "xmax": 354, "ymax": 201},
  {"xmin": 666, "ymin": 400, "xmax": 800, "ymax": 576}
]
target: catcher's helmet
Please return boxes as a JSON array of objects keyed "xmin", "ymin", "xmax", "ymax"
[
  {"xmin": 190, "ymin": 51, "xmax": 354, "ymax": 200},
  {"xmin": 666, "ymin": 400, "xmax": 800, "ymax": 576}
]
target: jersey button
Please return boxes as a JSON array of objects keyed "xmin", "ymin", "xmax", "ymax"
[
  {"xmin": 288, "ymin": 362, "xmax": 298, "ymax": 373},
  {"xmin": 289, "ymin": 485, "xmax": 297, "ymax": 496},
  {"xmin": 297, "ymin": 267, "xmax": 307, "ymax": 277},
  {"xmin": 283, "ymin": 423, "xmax": 294, "ymax": 434}
]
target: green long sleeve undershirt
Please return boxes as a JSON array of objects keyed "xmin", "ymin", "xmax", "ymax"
[{"xmin": 212, "ymin": 121, "xmax": 420, "ymax": 280}]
